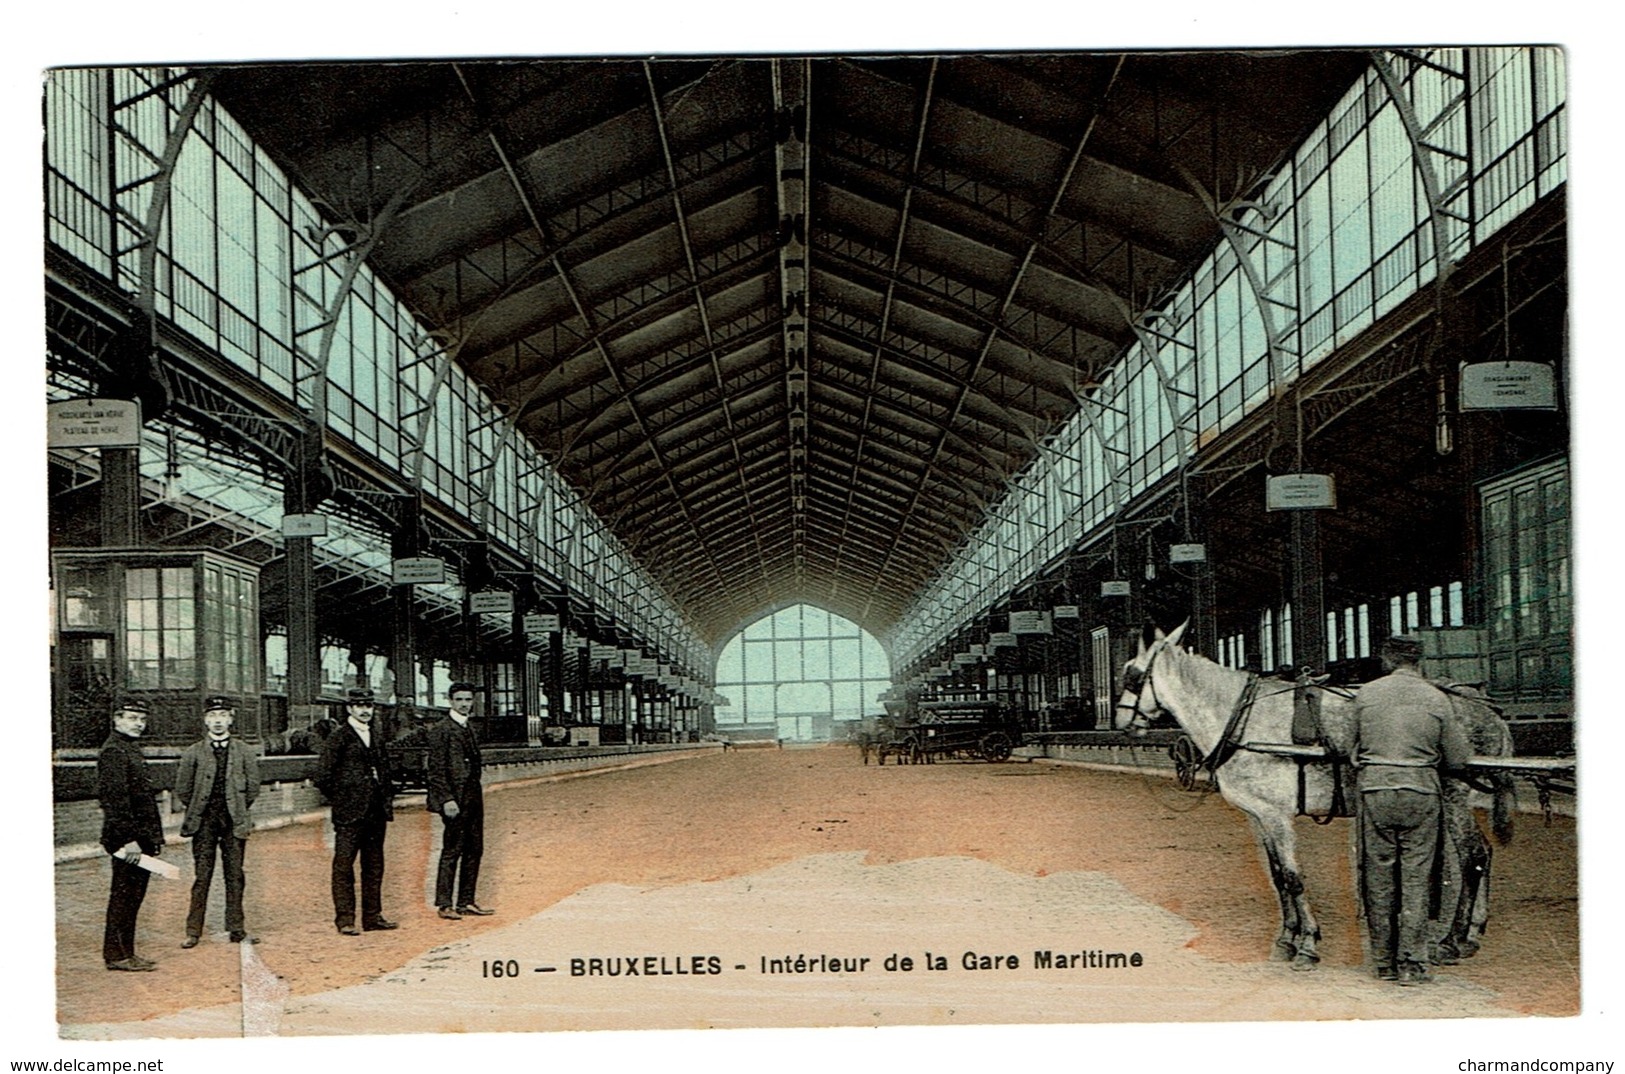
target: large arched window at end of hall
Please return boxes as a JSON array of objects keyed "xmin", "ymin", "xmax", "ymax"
[{"xmin": 713, "ymin": 605, "xmax": 891, "ymax": 742}]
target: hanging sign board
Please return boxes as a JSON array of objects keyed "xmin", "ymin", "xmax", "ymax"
[
  {"xmin": 989, "ymin": 632, "xmax": 1018, "ymax": 648},
  {"xmin": 1009, "ymin": 610, "xmax": 1052, "ymax": 635},
  {"xmin": 524, "ymin": 613, "xmax": 561, "ymax": 634},
  {"xmin": 469, "ymin": 591, "xmax": 514, "ymax": 615},
  {"xmin": 590, "ymin": 644, "xmax": 617, "ymax": 662},
  {"xmin": 1460, "ymin": 361, "xmax": 1558, "ymax": 411},
  {"xmin": 47, "ymin": 398, "xmax": 143, "ymax": 448},
  {"xmin": 281, "ymin": 513, "xmax": 328, "ymax": 538},
  {"xmin": 1266, "ymin": 473, "xmax": 1337, "ymax": 511},
  {"xmin": 625, "ymin": 657, "xmax": 647, "ymax": 677},
  {"xmin": 1170, "ymin": 543, "xmax": 1207, "ymax": 564},
  {"xmin": 953, "ymin": 653, "xmax": 978, "ymax": 666},
  {"xmin": 968, "ymin": 644, "xmax": 985, "ymax": 657},
  {"xmin": 1052, "ymin": 604, "xmax": 1080, "ymax": 620},
  {"xmin": 392, "ymin": 557, "xmax": 446, "ymax": 585},
  {"xmin": 1101, "ymin": 580, "xmax": 1132, "ymax": 598}
]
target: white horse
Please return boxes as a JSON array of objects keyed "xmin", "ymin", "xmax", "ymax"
[{"xmin": 1115, "ymin": 623, "xmax": 1514, "ymax": 970}]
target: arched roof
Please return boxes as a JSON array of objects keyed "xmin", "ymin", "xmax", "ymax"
[{"xmin": 205, "ymin": 50, "xmax": 1370, "ymax": 646}]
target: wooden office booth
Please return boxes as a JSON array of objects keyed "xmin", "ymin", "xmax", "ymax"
[{"xmin": 52, "ymin": 548, "xmax": 262, "ymax": 750}]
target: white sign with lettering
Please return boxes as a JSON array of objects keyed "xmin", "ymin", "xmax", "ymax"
[
  {"xmin": 392, "ymin": 557, "xmax": 446, "ymax": 585},
  {"xmin": 1170, "ymin": 543, "xmax": 1207, "ymax": 563},
  {"xmin": 989, "ymin": 632, "xmax": 1018, "ymax": 648},
  {"xmin": 1101, "ymin": 580, "xmax": 1132, "ymax": 597},
  {"xmin": 1009, "ymin": 610, "xmax": 1052, "ymax": 635},
  {"xmin": 281, "ymin": 513, "xmax": 328, "ymax": 538},
  {"xmin": 524, "ymin": 613, "xmax": 561, "ymax": 634},
  {"xmin": 1460, "ymin": 361, "xmax": 1558, "ymax": 411},
  {"xmin": 47, "ymin": 398, "xmax": 143, "ymax": 448},
  {"xmin": 1052, "ymin": 605, "xmax": 1080, "ymax": 619},
  {"xmin": 469, "ymin": 591, "xmax": 514, "ymax": 615},
  {"xmin": 1266, "ymin": 473, "xmax": 1337, "ymax": 511}
]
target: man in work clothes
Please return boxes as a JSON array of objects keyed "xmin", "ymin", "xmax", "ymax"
[
  {"xmin": 175, "ymin": 695, "xmax": 261, "ymax": 947},
  {"xmin": 427, "ymin": 682, "xmax": 494, "ymax": 920},
  {"xmin": 1352, "ymin": 634, "xmax": 1472, "ymax": 985},
  {"xmin": 97, "ymin": 698, "xmax": 165, "ymax": 971},
  {"xmin": 315, "ymin": 688, "xmax": 399, "ymax": 936}
]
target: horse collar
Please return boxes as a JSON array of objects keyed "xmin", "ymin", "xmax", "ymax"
[{"xmin": 1203, "ymin": 672, "xmax": 1261, "ymax": 774}]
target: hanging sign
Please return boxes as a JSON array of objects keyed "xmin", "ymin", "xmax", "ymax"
[
  {"xmin": 1266, "ymin": 473, "xmax": 1337, "ymax": 511},
  {"xmin": 1052, "ymin": 604, "xmax": 1080, "ymax": 620},
  {"xmin": 953, "ymin": 653, "xmax": 978, "ymax": 666},
  {"xmin": 989, "ymin": 632, "xmax": 1018, "ymax": 648},
  {"xmin": 1459, "ymin": 361, "xmax": 1558, "ymax": 411},
  {"xmin": 469, "ymin": 591, "xmax": 514, "ymax": 615},
  {"xmin": 524, "ymin": 613, "xmax": 561, "ymax": 634},
  {"xmin": 48, "ymin": 398, "xmax": 143, "ymax": 448},
  {"xmin": 1101, "ymin": 580, "xmax": 1132, "ymax": 598},
  {"xmin": 590, "ymin": 644, "xmax": 617, "ymax": 662},
  {"xmin": 392, "ymin": 557, "xmax": 446, "ymax": 585},
  {"xmin": 281, "ymin": 513, "xmax": 328, "ymax": 538},
  {"xmin": 1008, "ymin": 610, "xmax": 1052, "ymax": 635},
  {"xmin": 1170, "ymin": 543, "xmax": 1207, "ymax": 564},
  {"xmin": 968, "ymin": 644, "xmax": 986, "ymax": 657}
]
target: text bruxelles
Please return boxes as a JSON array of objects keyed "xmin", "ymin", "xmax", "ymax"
[{"xmin": 566, "ymin": 950, "xmax": 1144, "ymax": 976}]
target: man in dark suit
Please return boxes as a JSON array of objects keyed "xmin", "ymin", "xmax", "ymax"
[
  {"xmin": 427, "ymin": 682, "xmax": 493, "ymax": 920},
  {"xmin": 175, "ymin": 695, "xmax": 262, "ymax": 947},
  {"xmin": 97, "ymin": 698, "xmax": 165, "ymax": 971},
  {"xmin": 314, "ymin": 688, "xmax": 399, "ymax": 936}
]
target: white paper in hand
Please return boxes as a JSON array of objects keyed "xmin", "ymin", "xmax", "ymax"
[{"xmin": 119, "ymin": 852, "xmax": 180, "ymax": 880}]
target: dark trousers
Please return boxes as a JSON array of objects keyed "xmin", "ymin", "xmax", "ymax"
[
  {"xmin": 435, "ymin": 788, "xmax": 484, "ymax": 909},
  {"xmin": 331, "ymin": 807, "xmax": 388, "ymax": 928},
  {"xmin": 1360, "ymin": 788, "xmax": 1442, "ymax": 968},
  {"xmin": 186, "ymin": 807, "xmax": 247, "ymax": 937},
  {"xmin": 103, "ymin": 856, "xmax": 150, "ymax": 964}
]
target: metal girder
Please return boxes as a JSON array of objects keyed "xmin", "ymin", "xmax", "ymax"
[
  {"xmin": 857, "ymin": 76, "xmax": 1116, "ymax": 625},
  {"xmin": 642, "ymin": 61, "xmax": 775, "ymax": 589},
  {"xmin": 451, "ymin": 66, "xmax": 744, "ymax": 607}
]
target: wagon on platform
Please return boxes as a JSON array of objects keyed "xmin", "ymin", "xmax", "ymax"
[{"xmin": 874, "ymin": 699, "xmax": 1022, "ymax": 764}]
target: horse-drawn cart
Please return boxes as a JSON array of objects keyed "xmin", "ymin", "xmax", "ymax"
[{"xmin": 875, "ymin": 699, "xmax": 1022, "ymax": 764}]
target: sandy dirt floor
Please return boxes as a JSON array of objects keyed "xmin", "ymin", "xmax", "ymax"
[{"xmin": 54, "ymin": 744, "xmax": 1578, "ymax": 1038}]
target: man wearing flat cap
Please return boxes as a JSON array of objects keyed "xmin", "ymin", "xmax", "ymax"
[
  {"xmin": 314, "ymin": 688, "xmax": 399, "ymax": 935},
  {"xmin": 97, "ymin": 698, "xmax": 164, "ymax": 971},
  {"xmin": 1351, "ymin": 634, "xmax": 1471, "ymax": 986},
  {"xmin": 175, "ymin": 695, "xmax": 261, "ymax": 947}
]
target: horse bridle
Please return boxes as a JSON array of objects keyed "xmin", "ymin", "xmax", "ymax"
[{"xmin": 1116, "ymin": 643, "xmax": 1167, "ymax": 731}]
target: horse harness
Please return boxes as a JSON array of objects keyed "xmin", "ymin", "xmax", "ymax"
[{"xmin": 1128, "ymin": 650, "xmax": 1356, "ymax": 822}]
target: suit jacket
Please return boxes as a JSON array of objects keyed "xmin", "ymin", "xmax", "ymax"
[
  {"xmin": 96, "ymin": 732, "xmax": 163, "ymax": 856},
  {"xmin": 175, "ymin": 737, "xmax": 262, "ymax": 839},
  {"xmin": 425, "ymin": 717, "xmax": 482, "ymax": 814},
  {"xmin": 314, "ymin": 722, "xmax": 395, "ymax": 827}
]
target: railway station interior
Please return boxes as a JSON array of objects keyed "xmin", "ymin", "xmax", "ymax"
[{"xmin": 37, "ymin": 44, "xmax": 1585, "ymax": 1045}]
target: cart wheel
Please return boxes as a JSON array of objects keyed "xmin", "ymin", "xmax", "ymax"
[
  {"xmin": 1171, "ymin": 733, "xmax": 1203, "ymax": 790},
  {"xmin": 979, "ymin": 730, "xmax": 1014, "ymax": 762}
]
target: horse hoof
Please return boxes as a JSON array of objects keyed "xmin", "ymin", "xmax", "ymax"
[
  {"xmin": 1269, "ymin": 941, "xmax": 1296, "ymax": 962},
  {"xmin": 1291, "ymin": 953, "xmax": 1320, "ymax": 972}
]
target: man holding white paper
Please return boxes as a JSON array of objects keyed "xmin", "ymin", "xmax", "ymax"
[{"xmin": 96, "ymin": 699, "xmax": 166, "ymax": 971}]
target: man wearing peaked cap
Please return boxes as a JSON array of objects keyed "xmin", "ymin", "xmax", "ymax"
[
  {"xmin": 315, "ymin": 687, "xmax": 399, "ymax": 935},
  {"xmin": 97, "ymin": 698, "xmax": 164, "ymax": 971},
  {"xmin": 1351, "ymin": 634, "xmax": 1471, "ymax": 986},
  {"xmin": 175, "ymin": 695, "xmax": 261, "ymax": 947}
]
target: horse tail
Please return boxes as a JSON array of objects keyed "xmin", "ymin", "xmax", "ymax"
[{"xmin": 1492, "ymin": 771, "xmax": 1516, "ymax": 846}]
